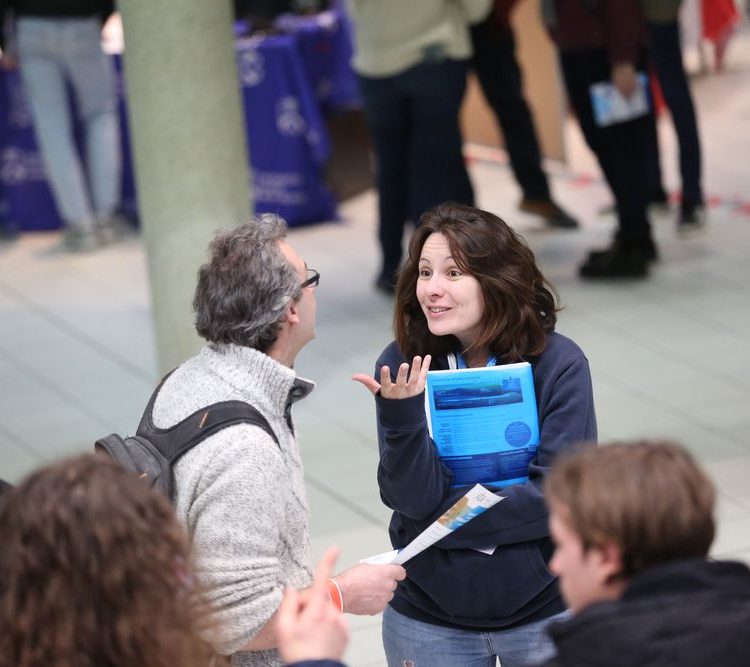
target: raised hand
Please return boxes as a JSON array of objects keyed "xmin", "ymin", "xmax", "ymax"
[
  {"xmin": 277, "ymin": 546, "xmax": 349, "ymax": 663},
  {"xmin": 352, "ymin": 354, "xmax": 432, "ymax": 399}
]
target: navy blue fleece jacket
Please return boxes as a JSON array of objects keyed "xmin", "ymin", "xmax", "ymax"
[{"xmin": 374, "ymin": 331, "xmax": 597, "ymax": 629}]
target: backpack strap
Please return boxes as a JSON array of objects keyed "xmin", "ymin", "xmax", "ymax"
[{"xmin": 136, "ymin": 373, "xmax": 279, "ymax": 464}]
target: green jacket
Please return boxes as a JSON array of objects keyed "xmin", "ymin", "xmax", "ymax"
[{"xmin": 639, "ymin": 0, "xmax": 682, "ymax": 23}]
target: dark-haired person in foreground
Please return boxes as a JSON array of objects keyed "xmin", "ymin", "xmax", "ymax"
[
  {"xmin": 0, "ymin": 455, "xmax": 210, "ymax": 667},
  {"xmin": 147, "ymin": 215, "xmax": 404, "ymax": 666},
  {"xmin": 542, "ymin": 440, "xmax": 750, "ymax": 667},
  {"xmin": 354, "ymin": 202, "xmax": 597, "ymax": 665}
]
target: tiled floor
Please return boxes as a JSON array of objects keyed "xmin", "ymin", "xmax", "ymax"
[{"xmin": 1, "ymin": 26, "xmax": 750, "ymax": 667}]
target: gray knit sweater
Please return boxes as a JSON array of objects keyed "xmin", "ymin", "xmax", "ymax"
[{"xmin": 152, "ymin": 343, "xmax": 314, "ymax": 667}]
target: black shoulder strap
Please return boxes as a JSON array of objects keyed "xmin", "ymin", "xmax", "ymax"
[{"xmin": 136, "ymin": 372, "xmax": 279, "ymax": 464}]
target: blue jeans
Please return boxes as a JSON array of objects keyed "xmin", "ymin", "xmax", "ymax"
[
  {"xmin": 383, "ymin": 606, "xmax": 565, "ymax": 667},
  {"xmin": 17, "ymin": 17, "xmax": 121, "ymax": 230}
]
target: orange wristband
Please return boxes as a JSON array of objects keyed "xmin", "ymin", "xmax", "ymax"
[{"xmin": 327, "ymin": 578, "xmax": 344, "ymax": 613}]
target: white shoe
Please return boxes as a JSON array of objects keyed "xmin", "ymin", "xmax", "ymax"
[
  {"xmin": 63, "ymin": 228, "xmax": 100, "ymax": 252},
  {"xmin": 95, "ymin": 214, "xmax": 134, "ymax": 244}
]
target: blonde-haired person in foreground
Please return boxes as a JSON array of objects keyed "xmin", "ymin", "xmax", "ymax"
[
  {"xmin": 0, "ymin": 454, "xmax": 210, "ymax": 667},
  {"xmin": 540, "ymin": 440, "xmax": 750, "ymax": 667}
]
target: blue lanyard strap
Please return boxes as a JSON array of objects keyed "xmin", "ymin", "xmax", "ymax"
[{"xmin": 455, "ymin": 351, "xmax": 497, "ymax": 369}]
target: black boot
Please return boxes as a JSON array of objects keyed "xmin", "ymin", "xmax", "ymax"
[
  {"xmin": 579, "ymin": 238, "xmax": 655, "ymax": 279},
  {"xmin": 587, "ymin": 234, "xmax": 659, "ymax": 263}
]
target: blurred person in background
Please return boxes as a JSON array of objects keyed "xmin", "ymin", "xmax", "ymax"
[
  {"xmin": 541, "ymin": 440, "xmax": 750, "ymax": 667},
  {"xmin": 701, "ymin": 0, "xmax": 740, "ymax": 70},
  {"xmin": 542, "ymin": 0, "xmax": 657, "ymax": 279},
  {"xmin": 471, "ymin": 0, "xmax": 579, "ymax": 229},
  {"xmin": 641, "ymin": 0, "xmax": 706, "ymax": 233},
  {"xmin": 347, "ymin": 0, "xmax": 492, "ymax": 294},
  {"xmin": 0, "ymin": 454, "xmax": 211, "ymax": 667},
  {"xmin": 0, "ymin": 0, "xmax": 121, "ymax": 251}
]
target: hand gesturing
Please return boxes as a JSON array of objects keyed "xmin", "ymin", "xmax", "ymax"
[{"xmin": 352, "ymin": 355, "xmax": 432, "ymax": 399}]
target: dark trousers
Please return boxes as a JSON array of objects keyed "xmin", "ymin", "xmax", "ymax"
[
  {"xmin": 358, "ymin": 59, "xmax": 474, "ymax": 278},
  {"xmin": 648, "ymin": 20, "xmax": 703, "ymax": 207},
  {"xmin": 559, "ymin": 49, "xmax": 652, "ymax": 242},
  {"xmin": 471, "ymin": 18, "xmax": 550, "ymax": 201}
]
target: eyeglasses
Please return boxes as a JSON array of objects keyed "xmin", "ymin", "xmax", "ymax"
[{"xmin": 301, "ymin": 268, "xmax": 320, "ymax": 289}]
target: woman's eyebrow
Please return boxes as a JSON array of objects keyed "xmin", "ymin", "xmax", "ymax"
[{"xmin": 419, "ymin": 255, "xmax": 454, "ymax": 263}]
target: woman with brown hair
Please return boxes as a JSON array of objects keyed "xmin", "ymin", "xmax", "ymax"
[
  {"xmin": 354, "ymin": 202, "xmax": 597, "ymax": 666},
  {"xmin": 0, "ymin": 454, "xmax": 210, "ymax": 667}
]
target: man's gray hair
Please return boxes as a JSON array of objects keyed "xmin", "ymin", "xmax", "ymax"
[{"xmin": 193, "ymin": 214, "xmax": 302, "ymax": 351}]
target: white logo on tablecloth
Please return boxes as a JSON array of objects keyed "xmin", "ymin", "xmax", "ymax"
[
  {"xmin": 8, "ymin": 83, "xmax": 32, "ymax": 128},
  {"xmin": 0, "ymin": 147, "xmax": 47, "ymax": 185},
  {"xmin": 253, "ymin": 169, "xmax": 306, "ymax": 206},
  {"xmin": 237, "ymin": 47, "xmax": 265, "ymax": 87},
  {"xmin": 276, "ymin": 96, "xmax": 305, "ymax": 136}
]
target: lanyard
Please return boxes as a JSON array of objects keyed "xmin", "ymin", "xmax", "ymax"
[{"xmin": 449, "ymin": 351, "xmax": 497, "ymax": 370}]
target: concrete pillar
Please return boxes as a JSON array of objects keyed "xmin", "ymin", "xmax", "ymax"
[{"xmin": 119, "ymin": 0, "xmax": 251, "ymax": 374}]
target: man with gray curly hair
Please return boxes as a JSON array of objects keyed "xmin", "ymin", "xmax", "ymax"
[{"xmin": 149, "ymin": 215, "xmax": 405, "ymax": 667}]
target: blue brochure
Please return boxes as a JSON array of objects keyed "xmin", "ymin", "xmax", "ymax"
[
  {"xmin": 425, "ymin": 362, "xmax": 539, "ymax": 487},
  {"xmin": 589, "ymin": 72, "xmax": 650, "ymax": 127}
]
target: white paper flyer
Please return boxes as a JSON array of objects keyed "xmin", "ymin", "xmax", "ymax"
[{"xmin": 360, "ymin": 483, "xmax": 504, "ymax": 566}]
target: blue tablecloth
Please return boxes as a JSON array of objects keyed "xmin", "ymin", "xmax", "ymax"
[
  {"xmin": 0, "ymin": 10, "xmax": 357, "ymax": 231},
  {"xmin": 238, "ymin": 33, "xmax": 336, "ymax": 226},
  {"xmin": 274, "ymin": 9, "xmax": 360, "ymax": 111},
  {"xmin": 0, "ymin": 70, "xmax": 59, "ymax": 232}
]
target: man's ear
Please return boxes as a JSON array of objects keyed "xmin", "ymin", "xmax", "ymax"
[
  {"xmin": 598, "ymin": 541, "xmax": 624, "ymax": 586},
  {"xmin": 286, "ymin": 301, "xmax": 300, "ymax": 326}
]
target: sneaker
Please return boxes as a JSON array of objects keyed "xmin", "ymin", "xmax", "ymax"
[
  {"xmin": 677, "ymin": 204, "xmax": 706, "ymax": 235},
  {"xmin": 95, "ymin": 214, "xmax": 134, "ymax": 244},
  {"xmin": 519, "ymin": 198, "xmax": 579, "ymax": 229},
  {"xmin": 579, "ymin": 240, "xmax": 652, "ymax": 279},
  {"xmin": 63, "ymin": 228, "xmax": 100, "ymax": 253}
]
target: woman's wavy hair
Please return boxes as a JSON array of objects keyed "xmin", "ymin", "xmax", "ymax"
[
  {"xmin": 193, "ymin": 214, "xmax": 302, "ymax": 352},
  {"xmin": 394, "ymin": 202, "xmax": 559, "ymax": 361},
  {"xmin": 0, "ymin": 455, "xmax": 210, "ymax": 667}
]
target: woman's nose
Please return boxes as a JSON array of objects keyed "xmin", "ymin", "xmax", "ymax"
[{"xmin": 426, "ymin": 274, "xmax": 444, "ymax": 295}]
